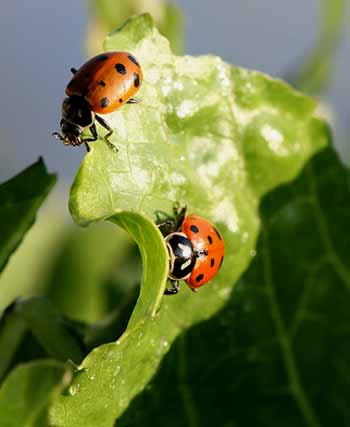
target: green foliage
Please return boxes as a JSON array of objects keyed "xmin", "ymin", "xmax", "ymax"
[
  {"xmin": 0, "ymin": 158, "xmax": 56, "ymax": 273},
  {"xmin": 0, "ymin": 297, "xmax": 85, "ymax": 381},
  {"xmin": 0, "ymin": 360, "xmax": 70, "ymax": 427},
  {"xmin": 120, "ymin": 145, "xmax": 350, "ymax": 427},
  {"xmin": 0, "ymin": 302, "xmax": 26, "ymax": 382},
  {"xmin": 0, "ymin": 205, "xmax": 67, "ymax": 311},
  {"xmin": 47, "ymin": 14, "xmax": 329, "ymax": 427},
  {"xmin": 45, "ymin": 223, "xmax": 137, "ymax": 323}
]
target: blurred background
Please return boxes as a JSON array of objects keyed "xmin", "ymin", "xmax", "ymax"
[
  {"xmin": 0, "ymin": 0, "xmax": 349, "ymax": 316},
  {"xmin": 0, "ymin": 0, "xmax": 348, "ymax": 184}
]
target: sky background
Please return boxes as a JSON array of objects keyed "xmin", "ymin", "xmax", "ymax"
[{"xmin": 0, "ymin": 0, "xmax": 348, "ymax": 183}]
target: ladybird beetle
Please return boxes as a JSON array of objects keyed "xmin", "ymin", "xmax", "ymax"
[
  {"xmin": 158, "ymin": 206, "xmax": 225, "ymax": 295},
  {"xmin": 52, "ymin": 51, "xmax": 143, "ymax": 150}
]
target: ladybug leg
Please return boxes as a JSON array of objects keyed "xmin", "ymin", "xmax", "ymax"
[
  {"xmin": 155, "ymin": 210, "xmax": 176, "ymax": 235},
  {"xmin": 95, "ymin": 115, "xmax": 118, "ymax": 152},
  {"xmin": 154, "ymin": 210, "xmax": 171, "ymax": 223},
  {"xmin": 157, "ymin": 219, "xmax": 175, "ymax": 237},
  {"xmin": 70, "ymin": 68, "xmax": 77, "ymax": 75},
  {"xmin": 164, "ymin": 280, "xmax": 179, "ymax": 295},
  {"xmin": 126, "ymin": 97, "xmax": 140, "ymax": 104},
  {"xmin": 52, "ymin": 132, "xmax": 64, "ymax": 141},
  {"xmin": 81, "ymin": 123, "xmax": 99, "ymax": 151},
  {"xmin": 173, "ymin": 205, "xmax": 187, "ymax": 230}
]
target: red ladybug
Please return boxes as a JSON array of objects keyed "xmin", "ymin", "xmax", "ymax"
[
  {"xmin": 159, "ymin": 207, "xmax": 224, "ymax": 295},
  {"xmin": 53, "ymin": 52, "xmax": 143, "ymax": 150}
]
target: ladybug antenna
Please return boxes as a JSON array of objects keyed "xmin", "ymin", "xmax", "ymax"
[{"xmin": 52, "ymin": 132, "xmax": 64, "ymax": 141}]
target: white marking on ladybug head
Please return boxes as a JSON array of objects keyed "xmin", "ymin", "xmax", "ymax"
[
  {"xmin": 178, "ymin": 243, "xmax": 192, "ymax": 259},
  {"xmin": 181, "ymin": 258, "xmax": 192, "ymax": 270}
]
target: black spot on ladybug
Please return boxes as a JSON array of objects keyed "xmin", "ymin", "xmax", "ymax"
[
  {"xmin": 119, "ymin": 98, "xmax": 123, "ymax": 103},
  {"xmin": 210, "ymin": 258, "xmax": 215, "ymax": 267},
  {"xmin": 208, "ymin": 235, "xmax": 213, "ymax": 244},
  {"xmin": 219, "ymin": 256, "xmax": 224, "ymax": 269},
  {"xmin": 115, "ymin": 63, "xmax": 126, "ymax": 75},
  {"xmin": 96, "ymin": 54, "xmax": 108, "ymax": 61},
  {"xmin": 99, "ymin": 80, "xmax": 106, "ymax": 87},
  {"xmin": 190, "ymin": 225, "xmax": 199, "ymax": 233},
  {"xmin": 128, "ymin": 54, "xmax": 139, "ymax": 66},
  {"xmin": 100, "ymin": 97, "xmax": 109, "ymax": 108},
  {"xmin": 214, "ymin": 228, "xmax": 222, "ymax": 240},
  {"xmin": 196, "ymin": 274, "xmax": 204, "ymax": 283},
  {"xmin": 133, "ymin": 72, "xmax": 140, "ymax": 88}
]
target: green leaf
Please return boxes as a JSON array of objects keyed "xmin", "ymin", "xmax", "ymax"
[
  {"xmin": 50, "ymin": 212, "xmax": 168, "ymax": 427},
  {"xmin": 51, "ymin": 14, "xmax": 329, "ymax": 427},
  {"xmin": 14, "ymin": 298, "xmax": 85, "ymax": 364},
  {"xmin": 119, "ymin": 145, "xmax": 350, "ymax": 427},
  {"xmin": 0, "ymin": 202, "xmax": 68, "ymax": 311},
  {"xmin": 0, "ymin": 359, "xmax": 71, "ymax": 427},
  {"xmin": 286, "ymin": 0, "xmax": 346, "ymax": 95},
  {"xmin": 0, "ymin": 298, "xmax": 85, "ymax": 380},
  {"xmin": 0, "ymin": 302, "xmax": 26, "ymax": 382},
  {"xmin": 0, "ymin": 158, "xmax": 56, "ymax": 274},
  {"xmin": 45, "ymin": 223, "xmax": 136, "ymax": 323}
]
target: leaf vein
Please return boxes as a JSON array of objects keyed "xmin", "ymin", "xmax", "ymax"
[
  {"xmin": 306, "ymin": 165, "xmax": 350, "ymax": 288},
  {"xmin": 262, "ymin": 228, "xmax": 321, "ymax": 427}
]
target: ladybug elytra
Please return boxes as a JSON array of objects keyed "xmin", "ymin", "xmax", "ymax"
[
  {"xmin": 53, "ymin": 51, "xmax": 143, "ymax": 150},
  {"xmin": 158, "ymin": 207, "xmax": 225, "ymax": 295}
]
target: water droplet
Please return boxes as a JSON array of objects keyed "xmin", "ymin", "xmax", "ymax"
[
  {"xmin": 68, "ymin": 383, "xmax": 80, "ymax": 396},
  {"xmin": 68, "ymin": 386, "xmax": 76, "ymax": 396}
]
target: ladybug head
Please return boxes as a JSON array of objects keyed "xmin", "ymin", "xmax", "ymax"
[
  {"xmin": 52, "ymin": 96, "xmax": 93, "ymax": 146},
  {"xmin": 53, "ymin": 119, "xmax": 83, "ymax": 146},
  {"xmin": 165, "ymin": 232, "xmax": 196, "ymax": 281}
]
